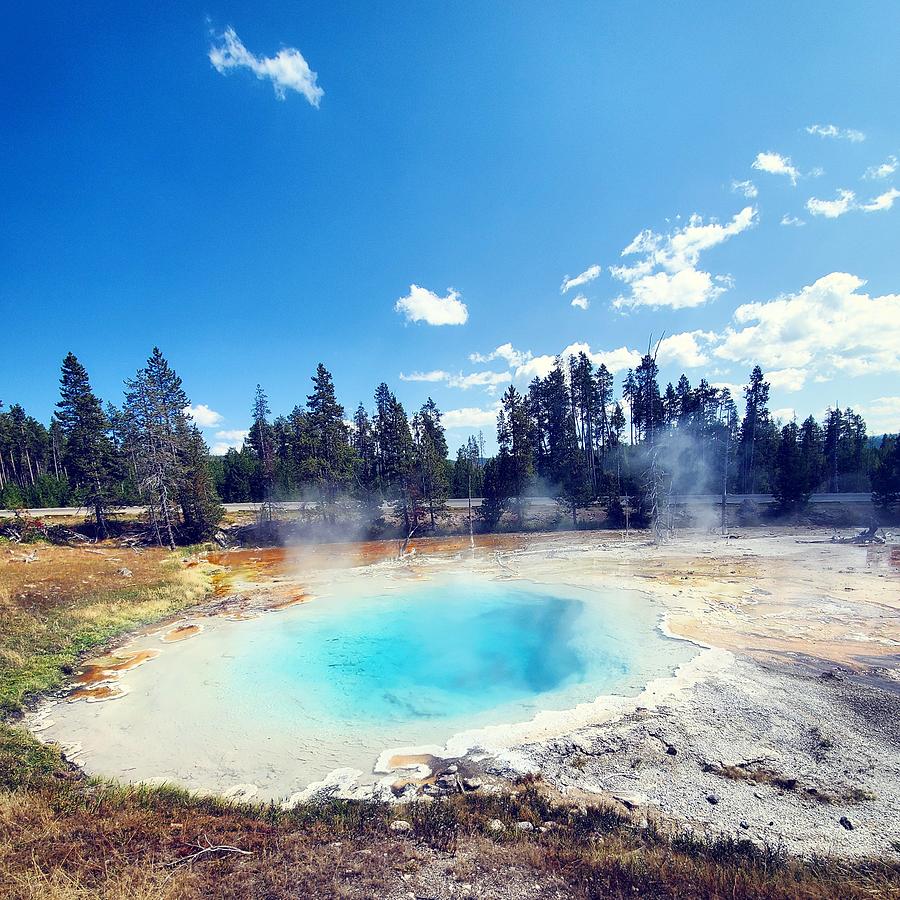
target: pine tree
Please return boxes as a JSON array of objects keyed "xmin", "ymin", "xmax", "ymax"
[
  {"xmin": 351, "ymin": 403, "xmax": 379, "ymax": 516},
  {"xmin": 774, "ymin": 421, "xmax": 809, "ymax": 511},
  {"xmin": 247, "ymin": 385, "xmax": 275, "ymax": 500},
  {"xmin": 799, "ymin": 416, "xmax": 824, "ymax": 494},
  {"xmin": 871, "ymin": 435, "xmax": 900, "ymax": 509},
  {"xmin": 413, "ymin": 398, "xmax": 449, "ymax": 527},
  {"xmin": 177, "ymin": 422, "xmax": 224, "ymax": 540},
  {"xmin": 306, "ymin": 363, "xmax": 353, "ymax": 519},
  {"xmin": 56, "ymin": 353, "xmax": 119, "ymax": 537},
  {"xmin": 123, "ymin": 348, "xmax": 221, "ymax": 547},
  {"xmin": 499, "ymin": 385, "xmax": 533, "ymax": 527},
  {"xmin": 739, "ymin": 366, "xmax": 771, "ymax": 493}
]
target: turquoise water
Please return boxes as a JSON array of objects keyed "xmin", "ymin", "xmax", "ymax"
[
  {"xmin": 46, "ymin": 575, "xmax": 697, "ymax": 796},
  {"xmin": 221, "ymin": 577, "xmax": 693, "ymax": 739},
  {"xmin": 230, "ymin": 581, "xmax": 619, "ymax": 724}
]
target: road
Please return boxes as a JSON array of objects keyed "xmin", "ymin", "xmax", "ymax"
[{"xmin": 0, "ymin": 493, "xmax": 875, "ymax": 519}]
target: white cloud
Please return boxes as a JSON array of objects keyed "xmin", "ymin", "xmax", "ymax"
[
  {"xmin": 395, "ymin": 284, "xmax": 468, "ymax": 326},
  {"xmin": 216, "ymin": 429, "xmax": 250, "ymax": 442},
  {"xmin": 806, "ymin": 189, "xmax": 856, "ymax": 218},
  {"xmin": 560, "ymin": 264, "xmax": 601, "ymax": 294},
  {"xmin": 570, "ymin": 294, "xmax": 590, "ymax": 310},
  {"xmin": 862, "ymin": 397, "xmax": 900, "ymax": 434},
  {"xmin": 610, "ymin": 206, "xmax": 756, "ymax": 309},
  {"xmin": 469, "ymin": 343, "xmax": 532, "ymax": 368},
  {"xmin": 513, "ymin": 355, "xmax": 557, "ymax": 381},
  {"xmin": 399, "ymin": 370, "xmax": 449, "ymax": 383},
  {"xmin": 752, "ymin": 151, "xmax": 800, "ymax": 185},
  {"xmin": 864, "ymin": 155, "xmax": 898, "ymax": 180},
  {"xmin": 731, "ymin": 179, "xmax": 758, "ymax": 198},
  {"xmin": 714, "ymin": 272, "xmax": 900, "ymax": 380},
  {"xmin": 184, "ymin": 404, "xmax": 224, "ymax": 427},
  {"xmin": 860, "ymin": 187, "xmax": 900, "ymax": 212},
  {"xmin": 771, "ymin": 407, "xmax": 797, "ymax": 422},
  {"xmin": 656, "ymin": 331, "xmax": 717, "ymax": 368},
  {"xmin": 780, "ymin": 214, "xmax": 806, "ymax": 227},
  {"xmin": 805, "ymin": 123, "xmax": 865, "ymax": 142},
  {"xmin": 514, "ymin": 343, "xmax": 641, "ymax": 382},
  {"xmin": 712, "ymin": 381, "xmax": 744, "ymax": 397},
  {"xmin": 447, "ymin": 371, "xmax": 511, "ymax": 391},
  {"xmin": 209, "ymin": 27, "xmax": 324, "ymax": 106},
  {"xmin": 767, "ymin": 368, "xmax": 807, "ymax": 392},
  {"xmin": 442, "ymin": 405, "xmax": 500, "ymax": 429},
  {"xmin": 399, "ymin": 368, "xmax": 510, "ymax": 392}
]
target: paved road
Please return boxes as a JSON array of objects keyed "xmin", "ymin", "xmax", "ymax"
[{"xmin": 0, "ymin": 493, "xmax": 875, "ymax": 519}]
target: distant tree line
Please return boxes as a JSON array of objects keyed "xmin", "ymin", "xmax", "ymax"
[
  {"xmin": 2, "ymin": 350, "xmax": 898, "ymax": 543},
  {"xmin": 1, "ymin": 349, "xmax": 221, "ymax": 546}
]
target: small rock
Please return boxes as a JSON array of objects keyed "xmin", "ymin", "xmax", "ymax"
[
  {"xmin": 739, "ymin": 820, "xmax": 749, "ymax": 829},
  {"xmin": 487, "ymin": 819, "xmax": 505, "ymax": 832},
  {"xmin": 462, "ymin": 777, "xmax": 483, "ymax": 791},
  {"xmin": 116, "ymin": 568, "xmax": 133, "ymax": 578},
  {"xmin": 444, "ymin": 764, "xmax": 458, "ymax": 774},
  {"xmin": 613, "ymin": 792, "xmax": 646, "ymax": 810},
  {"xmin": 666, "ymin": 746, "xmax": 678, "ymax": 755},
  {"xmin": 389, "ymin": 819, "xmax": 412, "ymax": 832},
  {"xmin": 839, "ymin": 816, "xmax": 854, "ymax": 830},
  {"xmin": 515, "ymin": 821, "xmax": 534, "ymax": 832},
  {"xmin": 706, "ymin": 794, "xmax": 719, "ymax": 805}
]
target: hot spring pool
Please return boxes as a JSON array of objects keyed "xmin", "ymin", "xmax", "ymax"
[{"xmin": 40, "ymin": 576, "xmax": 697, "ymax": 798}]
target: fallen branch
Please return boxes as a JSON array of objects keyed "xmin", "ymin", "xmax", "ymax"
[{"xmin": 170, "ymin": 841, "xmax": 254, "ymax": 867}]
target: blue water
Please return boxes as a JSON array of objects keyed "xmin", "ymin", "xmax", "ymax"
[
  {"xmin": 221, "ymin": 578, "xmax": 691, "ymax": 737},
  {"xmin": 234, "ymin": 582, "xmax": 621, "ymax": 724},
  {"xmin": 47, "ymin": 575, "xmax": 697, "ymax": 795}
]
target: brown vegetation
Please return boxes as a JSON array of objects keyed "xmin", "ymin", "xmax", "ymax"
[{"xmin": 2, "ymin": 541, "xmax": 900, "ymax": 898}]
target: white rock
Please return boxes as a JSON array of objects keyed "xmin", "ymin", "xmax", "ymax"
[{"xmin": 389, "ymin": 819, "xmax": 412, "ymax": 832}]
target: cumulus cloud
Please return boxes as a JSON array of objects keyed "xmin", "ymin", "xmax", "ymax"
[
  {"xmin": 780, "ymin": 214, "xmax": 806, "ymax": 227},
  {"xmin": 864, "ymin": 155, "xmax": 898, "ymax": 180},
  {"xmin": 805, "ymin": 123, "xmax": 865, "ymax": 142},
  {"xmin": 209, "ymin": 27, "xmax": 324, "ymax": 106},
  {"xmin": 767, "ymin": 368, "xmax": 807, "ymax": 392},
  {"xmin": 570, "ymin": 294, "xmax": 590, "ymax": 310},
  {"xmin": 713, "ymin": 272, "xmax": 900, "ymax": 379},
  {"xmin": 560, "ymin": 264, "xmax": 601, "ymax": 294},
  {"xmin": 752, "ymin": 151, "xmax": 800, "ymax": 185},
  {"xmin": 399, "ymin": 368, "xmax": 510, "ymax": 392},
  {"xmin": 442, "ymin": 405, "xmax": 501, "ymax": 429},
  {"xmin": 216, "ymin": 429, "xmax": 250, "ymax": 442},
  {"xmin": 860, "ymin": 187, "xmax": 900, "ymax": 212},
  {"xmin": 447, "ymin": 371, "xmax": 511, "ymax": 391},
  {"xmin": 656, "ymin": 331, "xmax": 717, "ymax": 368},
  {"xmin": 731, "ymin": 179, "xmax": 758, "ymax": 198},
  {"xmin": 771, "ymin": 407, "xmax": 797, "ymax": 422},
  {"xmin": 806, "ymin": 189, "xmax": 856, "ymax": 218},
  {"xmin": 610, "ymin": 206, "xmax": 756, "ymax": 309},
  {"xmin": 469, "ymin": 343, "xmax": 533, "ymax": 368},
  {"xmin": 398, "ymin": 370, "xmax": 449, "ymax": 383},
  {"xmin": 184, "ymin": 404, "xmax": 224, "ymax": 427},
  {"xmin": 862, "ymin": 396, "xmax": 900, "ymax": 434},
  {"xmin": 514, "ymin": 343, "xmax": 642, "ymax": 382},
  {"xmin": 395, "ymin": 285, "xmax": 468, "ymax": 326}
]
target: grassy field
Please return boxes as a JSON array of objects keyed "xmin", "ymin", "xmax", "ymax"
[{"xmin": 1, "ymin": 539, "xmax": 899, "ymax": 899}]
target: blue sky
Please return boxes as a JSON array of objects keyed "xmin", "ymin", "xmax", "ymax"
[{"xmin": 2, "ymin": 1, "xmax": 899, "ymax": 452}]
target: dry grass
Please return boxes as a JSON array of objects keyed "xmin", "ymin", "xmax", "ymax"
[
  {"xmin": 703, "ymin": 762, "xmax": 877, "ymax": 805},
  {"xmin": 0, "ymin": 543, "xmax": 210, "ymax": 713},
  {"xmin": 2, "ymin": 542, "xmax": 900, "ymax": 898}
]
